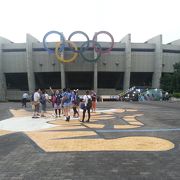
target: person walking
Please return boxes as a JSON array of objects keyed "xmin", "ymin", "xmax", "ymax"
[
  {"xmin": 22, "ymin": 92, "xmax": 29, "ymax": 108},
  {"xmin": 72, "ymin": 89, "xmax": 80, "ymax": 118}
]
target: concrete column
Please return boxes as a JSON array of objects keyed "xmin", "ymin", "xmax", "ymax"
[
  {"xmin": 26, "ymin": 34, "xmax": 38, "ymax": 93},
  {"xmin": 0, "ymin": 37, "xmax": 11, "ymax": 101},
  {"xmin": 59, "ymin": 34, "xmax": 65, "ymax": 89},
  {"xmin": 0, "ymin": 43, "xmax": 7, "ymax": 101},
  {"xmin": 93, "ymin": 33, "xmax": 98, "ymax": 92},
  {"xmin": 146, "ymin": 35, "xmax": 162, "ymax": 88},
  {"xmin": 121, "ymin": 34, "xmax": 131, "ymax": 91},
  {"xmin": 93, "ymin": 62, "xmax": 98, "ymax": 92},
  {"xmin": 60, "ymin": 62, "xmax": 65, "ymax": 89}
]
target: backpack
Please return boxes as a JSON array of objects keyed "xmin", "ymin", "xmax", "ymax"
[
  {"xmin": 31, "ymin": 93, "xmax": 34, "ymax": 101},
  {"xmin": 80, "ymin": 102, "xmax": 85, "ymax": 109},
  {"xmin": 55, "ymin": 94, "xmax": 62, "ymax": 105},
  {"xmin": 87, "ymin": 97, "xmax": 92, "ymax": 108},
  {"xmin": 72, "ymin": 94, "xmax": 80, "ymax": 106},
  {"xmin": 40, "ymin": 94, "xmax": 46, "ymax": 104},
  {"xmin": 62, "ymin": 92, "xmax": 71, "ymax": 104}
]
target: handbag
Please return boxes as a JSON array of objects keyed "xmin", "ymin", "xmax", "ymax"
[
  {"xmin": 80, "ymin": 102, "xmax": 85, "ymax": 109},
  {"xmin": 32, "ymin": 101, "xmax": 40, "ymax": 105}
]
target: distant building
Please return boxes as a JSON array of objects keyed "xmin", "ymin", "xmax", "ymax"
[{"xmin": 0, "ymin": 34, "xmax": 180, "ymax": 101}]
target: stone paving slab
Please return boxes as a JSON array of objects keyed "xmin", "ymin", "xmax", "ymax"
[{"xmin": 0, "ymin": 101, "xmax": 180, "ymax": 179}]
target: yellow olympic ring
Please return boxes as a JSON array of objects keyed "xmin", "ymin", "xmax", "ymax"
[{"xmin": 55, "ymin": 41, "xmax": 78, "ymax": 63}]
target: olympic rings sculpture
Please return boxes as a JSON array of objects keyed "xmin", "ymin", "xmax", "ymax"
[{"xmin": 43, "ymin": 30, "xmax": 114, "ymax": 63}]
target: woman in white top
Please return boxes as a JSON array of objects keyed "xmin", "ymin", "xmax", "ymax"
[
  {"xmin": 32, "ymin": 89, "xmax": 41, "ymax": 118},
  {"xmin": 80, "ymin": 90, "xmax": 92, "ymax": 122}
]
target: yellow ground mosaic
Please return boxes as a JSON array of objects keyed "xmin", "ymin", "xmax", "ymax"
[{"xmin": 0, "ymin": 108, "xmax": 175, "ymax": 152}]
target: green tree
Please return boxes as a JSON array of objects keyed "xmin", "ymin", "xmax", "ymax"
[
  {"xmin": 160, "ymin": 73, "xmax": 173, "ymax": 93},
  {"xmin": 173, "ymin": 69, "xmax": 180, "ymax": 92},
  {"xmin": 174, "ymin": 62, "xmax": 180, "ymax": 73},
  {"xmin": 160, "ymin": 62, "xmax": 180, "ymax": 93}
]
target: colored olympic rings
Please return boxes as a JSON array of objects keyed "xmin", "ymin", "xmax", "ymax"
[
  {"xmin": 79, "ymin": 40, "xmax": 102, "ymax": 62},
  {"xmin": 55, "ymin": 41, "xmax": 78, "ymax": 63},
  {"xmin": 68, "ymin": 31, "xmax": 89, "ymax": 53},
  {"xmin": 43, "ymin": 31, "xmax": 65, "ymax": 54},
  {"xmin": 43, "ymin": 30, "xmax": 114, "ymax": 63},
  {"xmin": 93, "ymin": 31, "xmax": 114, "ymax": 54}
]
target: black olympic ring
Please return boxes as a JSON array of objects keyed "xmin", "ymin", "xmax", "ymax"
[{"xmin": 68, "ymin": 31, "xmax": 90, "ymax": 53}]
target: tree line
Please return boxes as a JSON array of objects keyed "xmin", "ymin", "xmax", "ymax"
[{"xmin": 160, "ymin": 62, "xmax": 180, "ymax": 95}]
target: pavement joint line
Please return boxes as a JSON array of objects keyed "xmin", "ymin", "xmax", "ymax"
[
  {"xmin": 96, "ymin": 128, "xmax": 180, "ymax": 133},
  {"xmin": 81, "ymin": 123, "xmax": 106, "ymax": 139}
]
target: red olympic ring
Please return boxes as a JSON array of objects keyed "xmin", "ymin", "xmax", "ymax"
[{"xmin": 93, "ymin": 31, "xmax": 114, "ymax": 54}]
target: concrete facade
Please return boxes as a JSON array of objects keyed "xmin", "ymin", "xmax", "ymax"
[
  {"xmin": 0, "ymin": 33, "xmax": 180, "ymax": 100},
  {"xmin": 0, "ymin": 37, "xmax": 9, "ymax": 101},
  {"xmin": 26, "ymin": 34, "xmax": 37, "ymax": 94},
  {"xmin": 121, "ymin": 34, "xmax": 131, "ymax": 91},
  {"xmin": 146, "ymin": 35, "xmax": 163, "ymax": 88}
]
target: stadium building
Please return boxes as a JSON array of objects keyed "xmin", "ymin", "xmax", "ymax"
[{"xmin": 0, "ymin": 33, "xmax": 180, "ymax": 101}]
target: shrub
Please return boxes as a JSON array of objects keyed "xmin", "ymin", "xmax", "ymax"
[{"xmin": 172, "ymin": 93, "xmax": 180, "ymax": 98}]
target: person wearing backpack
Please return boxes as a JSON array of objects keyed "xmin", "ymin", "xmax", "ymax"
[
  {"xmin": 80, "ymin": 90, "xmax": 92, "ymax": 123},
  {"xmin": 72, "ymin": 89, "xmax": 80, "ymax": 118},
  {"xmin": 54, "ymin": 90, "xmax": 62, "ymax": 118},
  {"xmin": 40, "ymin": 90, "xmax": 50, "ymax": 117},
  {"xmin": 61, "ymin": 88, "xmax": 72, "ymax": 121},
  {"xmin": 49, "ymin": 87, "xmax": 63, "ymax": 118}
]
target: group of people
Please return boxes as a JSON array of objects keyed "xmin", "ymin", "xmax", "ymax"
[{"xmin": 22, "ymin": 88, "xmax": 97, "ymax": 122}]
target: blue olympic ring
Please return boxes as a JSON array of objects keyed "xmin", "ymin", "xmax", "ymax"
[{"xmin": 43, "ymin": 31, "xmax": 65, "ymax": 54}]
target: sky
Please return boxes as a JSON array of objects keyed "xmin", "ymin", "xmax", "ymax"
[{"xmin": 0, "ymin": 0, "xmax": 180, "ymax": 44}]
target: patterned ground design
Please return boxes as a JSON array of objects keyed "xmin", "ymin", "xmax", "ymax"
[
  {"xmin": 0, "ymin": 107, "xmax": 173, "ymax": 152},
  {"xmin": 1, "ymin": 102, "xmax": 180, "ymax": 179}
]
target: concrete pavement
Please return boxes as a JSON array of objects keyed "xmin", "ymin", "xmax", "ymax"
[{"xmin": 0, "ymin": 101, "xmax": 180, "ymax": 179}]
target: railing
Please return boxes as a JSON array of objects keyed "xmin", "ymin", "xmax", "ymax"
[
  {"xmin": 5, "ymin": 89, "xmax": 121, "ymax": 101},
  {"xmin": 100, "ymin": 95, "xmax": 120, "ymax": 101}
]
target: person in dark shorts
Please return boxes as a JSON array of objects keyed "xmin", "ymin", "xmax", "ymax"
[
  {"xmin": 80, "ymin": 90, "xmax": 92, "ymax": 123},
  {"xmin": 72, "ymin": 89, "xmax": 80, "ymax": 118},
  {"xmin": 22, "ymin": 92, "xmax": 29, "ymax": 108}
]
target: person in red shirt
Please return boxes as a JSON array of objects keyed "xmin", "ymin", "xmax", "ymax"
[{"xmin": 91, "ymin": 90, "xmax": 97, "ymax": 112}]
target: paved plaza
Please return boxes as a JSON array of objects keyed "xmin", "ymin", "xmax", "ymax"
[{"xmin": 0, "ymin": 101, "xmax": 180, "ymax": 179}]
